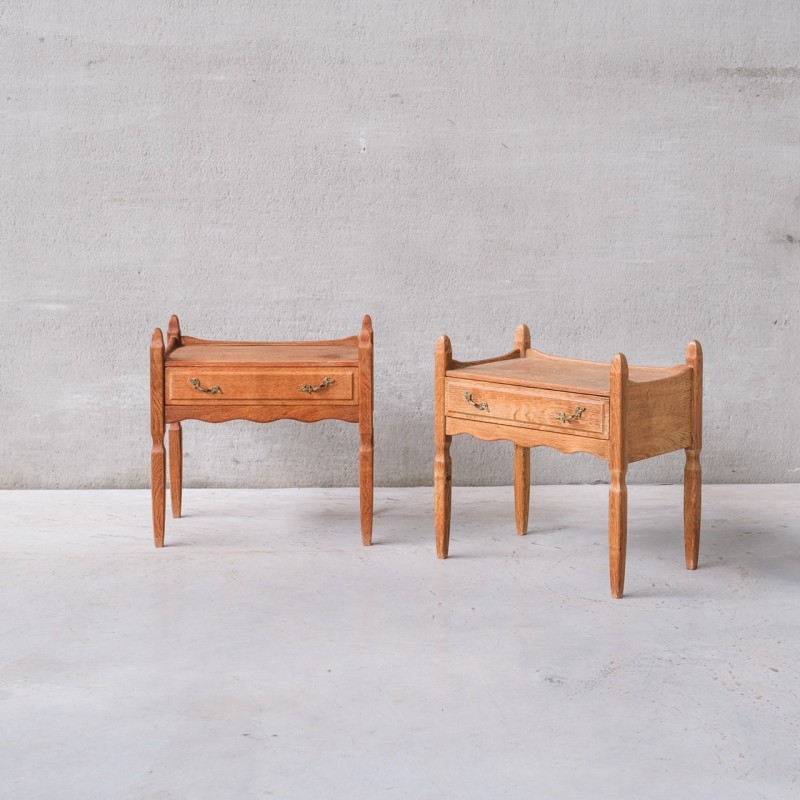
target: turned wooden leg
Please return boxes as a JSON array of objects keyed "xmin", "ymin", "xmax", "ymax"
[
  {"xmin": 684, "ymin": 340, "xmax": 703, "ymax": 570},
  {"xmin": 684, "ymin": 450, "xmax": 701, "ymax": 569},
  {"xmin": 358, "ymin": 315, "xmax": 374, "ymax": 545},
  {"xmin": 435, "ymin": 335, "xmax": 453, "ymax": 558},
  {"xmin": 169, "ymin": 422, "xmax": 183, "ymax": 519},
  {"xmin": 360, "ymin": 428, "xmax": 374, "ymax": 546},
  {"xmin": 608, "ymin": 353, "xmax": 629, "ymax": 598},
  {"xmin": 514, "ymin": 445, "xmax": 530, "ymax": 535},
  {"xmin": 435, "ymin": 436, "xmax": 452, "ymax": 558},
  {"xmin": 513, "ymin": 324, "xmax": 532, "ymax": 535},
  {"xmin": 150, "ymin": 328, "xmax": 166, "ymax": 547},
  {"xmin": 609, "ymin": 466, "xmax": 628, "ymax": 598},
  {"xmin": 152, "ymin": 434, "xmax": 166, "ymax": 547}
]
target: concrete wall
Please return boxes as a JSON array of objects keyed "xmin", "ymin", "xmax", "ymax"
[{"xmin": 2, "ymin": 1, "xmax": 798, "ymax": 489}]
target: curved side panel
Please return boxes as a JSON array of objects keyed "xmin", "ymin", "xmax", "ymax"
[
  {"xmin": 446, "ymin": 416, "xmax": 609, "ymax": 461},
  {"xmin": 165, "ymin": 404, "xmax": 359, "ymax": 425},
  {"xmin": 180, "ymin": 334, "xmax": 360, "ymax": 347}
]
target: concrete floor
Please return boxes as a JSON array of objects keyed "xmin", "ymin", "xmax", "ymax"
[{"xmin": 1, "ymin": 485, "xmax": 798, "ymax": 799}]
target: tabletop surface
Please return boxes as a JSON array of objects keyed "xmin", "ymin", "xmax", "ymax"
[
  {"xmin": 166, "ymin": 339, "xmax": 360, "ymax": 368},
  {"xmin": 448, "ymin": 349, "xmax": 689, "ymax": 396}
]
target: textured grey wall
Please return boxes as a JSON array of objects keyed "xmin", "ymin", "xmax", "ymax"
[{"xmin": 1, "ymin": 1, "xmax": 798, "ymax": 488}]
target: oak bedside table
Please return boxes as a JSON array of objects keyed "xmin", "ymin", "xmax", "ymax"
[
  {"xmin": 434, "ymin": 325, "xmax": 702, "ymax": 598},
  {"xmin": 150, "ymin": 315, "xmax": 374, "ymax": 547}
]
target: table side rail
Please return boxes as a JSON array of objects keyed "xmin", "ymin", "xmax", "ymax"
[
  {"xmin": 165, "ymin": 404, "xmax": 360, "ymax": 425},
  {"xmin": 446, "ymin": 416, "xmax": 610, "ymax": 460}
]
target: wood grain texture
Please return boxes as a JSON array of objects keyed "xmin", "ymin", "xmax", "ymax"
[
  {"xmin": 166, "ymin": 315, "xmax": 182, "ymax": 356},
  {"xmin": 166, "ymin": 367, "xmax": 356, "ymax": 403},
  {"xmin": 450, "ymin": 350, "xmax": 521, "ymax": 370},
  {"xmin": 168, "ymin": 342, "xmax": 358, "ymax": 367},
  {"xmin": 684, "ymin": 340, "xmax": 703, "ymax": 570},
  {"xmin": 168, "ymin": 422, "xmax": 182, "ymax": 518},
  {"xmin": 515, "ymin": 324, "xmax": 531, "ymax": 355},
  {"xmin": 514, "ymin": 445, "xmax": 530, "ymax": 535},
  {"xmin": 445, "ymin": 379, "xmax": 608, "ymax": 438},
  {"xmin": 627, "ymin": 370, "xmax": 693, "ymax": 462},
  {"xmin": 359, "ymin": 315, "xmax": 374, "ymax": 546},
  {"xmin": 153, "ymin": 316, "xmax": 372, "ymax": 546},
  {"xmin": 513, "ymin": 324, "xmax": 531, "ymax": 535},
  {"xmin": 609, "ymin": 353, "xmax": 629, "ymax": 599},
  {"xmin": 445, "ymin": 416, "xmax": 610, "ymax": 459},
  {"xmin": 150, "ymin": 328, "xmax": 165, "ymax": 547},
  {"xmin": 181, "ymin": 333, "xmax": 359, "ymax": 348},
  {"xmin": 438, "ymin": 325, "xmax": 702, "ymax": 598},
  {"xmin": 435, "ymin": 335, "xmax": 453, "ymax": 559},
  {"xmin": 165, "ymin": 404, "xmax": 359, "ymax": 425},
  {"xmin": 451, "ymin": 348, "xmax": 686, "ymax": 396}
]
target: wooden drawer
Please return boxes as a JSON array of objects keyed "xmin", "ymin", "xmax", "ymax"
[
  {"xmin": 445, "ymin": 378, "xmax": 608, "ymax": 438},
  {"xmin": 166, "ymin": 367, "xmax": 357, "ymax": 404}
]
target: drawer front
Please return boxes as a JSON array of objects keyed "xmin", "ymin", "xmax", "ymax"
[
  {"xmin": 445, "ymin": 378, "xmax": 608, "ymax": 438},
  {"xmin": 166, "ymin": 367, "xmax": 357, "ymax": 403}
]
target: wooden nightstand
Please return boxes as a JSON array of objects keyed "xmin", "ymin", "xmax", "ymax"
[
  {"xmin": 150, "ymin": 315, "xmax": 374, "ymax": 547},
  {"xmin": 434, "ymin": 325, "xmax": 702, "ymax": 598}
]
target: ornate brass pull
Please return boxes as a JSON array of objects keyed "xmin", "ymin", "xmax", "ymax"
[
  {"xmin": 300, "ymin": 376, "xmax": 335, "ymax": 393},
  {"xmin": 190, "ymin": 378, "xmax": 222, "ymax": 395},
  {"xmin": 555, "ymin": 406, "xmax": 586, "ymax": 423},
  {"xmin": 463, "ymin": 391, "xmax": 490, "ymax": 412}
]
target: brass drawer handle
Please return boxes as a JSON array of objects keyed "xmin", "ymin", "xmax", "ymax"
[
  {"xmin": 190, "ymin": 378, "xmax": 222, "ymax": 395},
  {"xmin": 555, "ymin": 406, "xmax": 586, "ymax": 423},
  {"xmin": 463, "ymin": 391, "xmax": 490, "ymax": 412},
  {"xmin": 300, "ymin": 376, "xmax": 335, "ymax": 393}
]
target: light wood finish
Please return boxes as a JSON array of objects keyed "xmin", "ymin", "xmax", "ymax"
[
  {"xmin": 435, "ymin": 326, "xmax": 703, "ymax": 598},
  {"xmin": 627, "ymin": 371, "xmax": 692, "ymax": 462},
  {"xmin": 445, "ymin": 379, "xmax": 608, "ymax": 438},
  {"xmin": 359, "ymin": 316, "xmax": 374, "ymax": 546},
  {"xmin": 167, "ymin": 342, "xmax": 359, "ymax": 367},
  {"xmin": 150, "ymin": 316, "xmax": 374, "ymax": 547},
  {"xmin": 168, "ymin": 422, "xmax": 183, "ymax": 519},
  {"xmin": 684, "ymin": 340, "xmax": 703, "ymax": 570},
  {"xmin": 165, "ymin": 404, "xmax": 359, "ymax": 426},
  {"xmin": 514, "ymin": 324, "xmax": 531, "ymax": 535},
  {"xmin": 166, "ymin": 368, "xmax": 357, "ymax": 403},
  {"xmin": 609, "ymin": 353, "xmax": 628, "ymax": 599},
  {"xmin": 446, "ymin": 416, "xmax": 610, "ymax": 459},
  {"xmin": 166, "ymin": 314, "xmax": 182, "ymax": 355},
  {"xmin": 435, "ymin": 335, "xmax": 453, "ymax": 559},
  {"xmin": 450, "ymin": 351, "xmax": 686, "ymax": 396},
  {"xmin": 514, "ymin": 445, "xmax": 530, "ymax": 535},
  {"xmin": 150, "ymin": 328, "xmax": 166, "ymax": 547}
]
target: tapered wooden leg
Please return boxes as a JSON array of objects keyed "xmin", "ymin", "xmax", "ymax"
[
  {"xmin": 435, "ymin": 335, "xmax": 453, "ymax": 558},
  {"xmin": 514, "ymin": 445, "xmax": 530, "ymax": 535},
  {"xmin": 684, "ymin": 450, "xmax": 701, "ymax": 569},
  {"xmin": 608, "ymin": 353, "xmax": 629, "ymax": 598},
  {"xmin": 152, "ymin": 433, "xmax": 166, "ymax": 547},
  {"xmin": 358, "ymin": 315, "xmax": 374, "ymax": 545},
  {"xmin": 151, "ymin": 328, "xmax": 166, "ymax": 547},
  {"xmin": 684, "ymin": 340, "xmax": 703, "ymax": 570},
  {"xmin": 435, "ymin": 436, "xmax": 452, "ymax": 558},
  {"xmin": 169, "ymin": 422, "xmax": 183, "ymax": 519},
  {"xmin": 360, "ymin": 429, "xmax": 373, "ymax": 546},
  {"xmin": 609, "ymin": 466, "xmax": 628, "ymax": 598}
]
